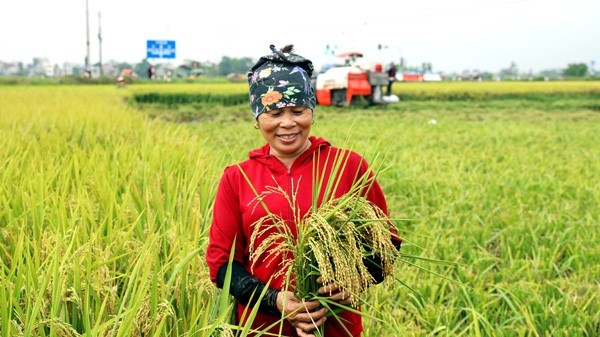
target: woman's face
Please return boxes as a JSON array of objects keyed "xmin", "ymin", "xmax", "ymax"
[{"xmin": 257, "ymin": 106, "xmax": 313, "ymax": 160}]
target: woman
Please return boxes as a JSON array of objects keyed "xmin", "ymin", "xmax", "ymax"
[{"xmin": 205, "ymin": 45, "xmax": 399, "ymax": 337}]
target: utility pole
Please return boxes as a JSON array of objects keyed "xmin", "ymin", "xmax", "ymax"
[
  {"xmin": 98, "ymin": 11, "xmax": 103, "ymax": 76},
  {"xmin": 85, "ymin": 0, "xmax": 91, "ymax": 77}
]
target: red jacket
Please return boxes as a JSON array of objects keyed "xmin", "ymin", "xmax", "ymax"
[{"xmin": 205, "ymin": 136, "xmax": 391, "ymax": 337}]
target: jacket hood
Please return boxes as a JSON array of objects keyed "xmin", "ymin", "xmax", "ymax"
[{"xmin": 248, "ymin": 136, "xmax": 331, "ymax": 172}]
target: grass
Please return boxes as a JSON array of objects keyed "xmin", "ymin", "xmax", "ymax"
[{"xmin": 0, "ymin": 82, "xmax": 598, "ymax": 336}]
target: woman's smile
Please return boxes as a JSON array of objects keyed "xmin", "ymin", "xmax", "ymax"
[{"xmin": 277, "ymin": 132, "xmax": 300, "ymax": 141}]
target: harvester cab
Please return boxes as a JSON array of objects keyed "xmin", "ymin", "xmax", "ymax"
[{"xmin": 314, "ymin": 52, "xmax": 399, "ymax": 107}]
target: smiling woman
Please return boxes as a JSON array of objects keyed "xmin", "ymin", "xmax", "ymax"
[{"xmin": 204, "ymin": 44, "xmax": 401, "ymax": 337}]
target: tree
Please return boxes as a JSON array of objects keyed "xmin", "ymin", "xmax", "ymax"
[
  {"xmin": 500, "ymin": 61, "xmax": 519, "ymax": 79},
  {"xmin": 421, "ymin": 62, "xmax": 432, "ymax": 73},
  {"xmin": 133, "ymin": 59, "xmax": 152, "ymax": 78},
  {"xmin": 563, "ymin": 63, "xmax": 588, "ymax": 77},
  {"xmin": 218, "ymin": 56, "xmax": 255, "ymax": 76}
]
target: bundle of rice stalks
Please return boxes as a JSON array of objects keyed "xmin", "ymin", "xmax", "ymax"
[
  {"xmin": 299, "ymin": 195, "xmax": 398, "ymax": 306},
  {"xmin": 249, "ymin": 184, "xmax": 399, "ymax": 309}
]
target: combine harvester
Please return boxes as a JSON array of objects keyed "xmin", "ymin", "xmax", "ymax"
[{"xmin": 314, "ymin": 52, "xmax": 399, "ymax": 107}]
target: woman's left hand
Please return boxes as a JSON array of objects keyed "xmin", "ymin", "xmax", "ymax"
[{"xmin": 316, "ymin": 276, "xmax": 352, "ymax": 306}]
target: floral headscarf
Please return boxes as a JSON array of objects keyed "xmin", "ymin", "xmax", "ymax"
[{"xmin": 247, "ymin": 45, "xmax": 316, "ymax": 118}]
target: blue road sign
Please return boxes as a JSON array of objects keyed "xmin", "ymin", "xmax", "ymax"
[{"xmin": 146, "ymin": 40, "xmax": 176, "ymax": 59}]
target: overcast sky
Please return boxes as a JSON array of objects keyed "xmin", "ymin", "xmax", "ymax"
[{"xmin": 1, "ymin": 0, "xmax": 598, "ymax": 73}]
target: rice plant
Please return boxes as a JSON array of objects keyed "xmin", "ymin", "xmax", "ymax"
[{"xmin": 1, "ymin": 82, "xmax": 598, "ymax": 336}]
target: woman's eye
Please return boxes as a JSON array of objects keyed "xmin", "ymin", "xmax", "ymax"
[{"xmin": 265, "ymin": 109, "xmax": 282, "ymax": 115}]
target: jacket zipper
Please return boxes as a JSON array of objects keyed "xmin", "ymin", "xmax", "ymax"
[{"xmin": 287, "ymin": 167, "xmax": 294, "ymax": 224}]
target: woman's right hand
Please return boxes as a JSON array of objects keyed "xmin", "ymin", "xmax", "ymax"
[{"xmin": 276, "ymin": 291, "xmax": 327, "ymax": 337}]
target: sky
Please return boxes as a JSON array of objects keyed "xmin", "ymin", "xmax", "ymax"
[{"xmin": 1, "ymin": 0, "xmax": 598, "ymax": 73}]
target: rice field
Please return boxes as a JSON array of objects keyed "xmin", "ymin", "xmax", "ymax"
[{"xmin": 0, "ymin": 82, "xmax": 598, "ymax": 336}]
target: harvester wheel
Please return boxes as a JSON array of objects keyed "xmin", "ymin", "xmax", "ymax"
[{"xmin": 331, "ymin": 89, "xmax": 347, "ymax": 107}]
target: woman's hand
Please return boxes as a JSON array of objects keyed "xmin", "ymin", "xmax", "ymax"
[
  {"xmin": 276, "ymin": 291, "xmax": 327, "ymax": 337},
  {"xmin": 317, "ymin": 276, "xmax": 352, "ymax": 306}
]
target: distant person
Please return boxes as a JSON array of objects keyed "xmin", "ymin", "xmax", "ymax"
[
  {"xmin": 83, "ymin": 57, "xmax": 92, "ymax": 78},
  {"xmin": 147, "ymin": 65, "xmax": 154, "ymax": 80},
  {"xmin": 82, "ymin": 65, "xmax": 91, "ymax": 78},
  {"xmin": 116, "ymin": 75, "xmax": 126, "ymax": 88},
  {"xmin": 387, "ymin": 63, "xmax": 397, "ymax": 96}
]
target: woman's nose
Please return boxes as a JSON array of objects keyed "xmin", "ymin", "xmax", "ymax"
[{"xmin": 280, "ymin": 112, "xmax": 296, "ymax": 127}]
